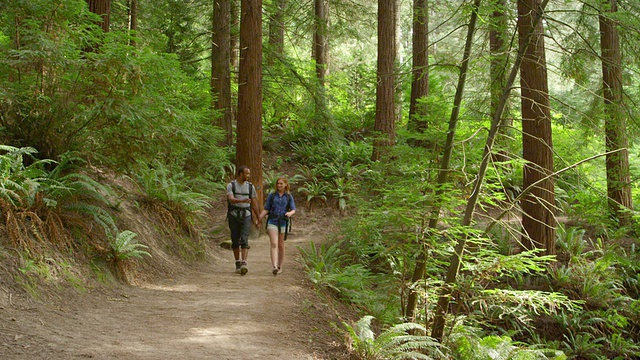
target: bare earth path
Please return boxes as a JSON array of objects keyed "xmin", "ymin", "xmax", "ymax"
[{"xmin": 1, "ymin": 229, "xmax": 342, "ymax": 359}]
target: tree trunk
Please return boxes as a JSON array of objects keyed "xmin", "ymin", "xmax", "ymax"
[
  {"xmin": 407, "ymin": 0, "xmax": 429, "ymax": 143},
  {"xmin": 230, "ymin": 0, "xmax": 240, "ymax": 78},
  {"xmin": 313, "ymin": 0, "xmax": 329, "ymax": 125},
  {"xmin": 599, "ymin": 0, "xmax": 632, "ymax": 227},
  {"xmin": 518, "ymin": 0, "xmax": 555, "ymax": 255},
  {"xmin": 128, "ymin": 0, "xmax": 137, "ymax": 47},
  {"xmin": 267, "ymin": 0, "xmax": 286, "ymax": 65},
  {"xmin": 426, "ymin": 0, "xmax": 550, "ymax": 339},
  {"xmin": 212, "ymin": 0, "xmax": 233, "ymax": 146},
  {"xmin": 236, "ymin": 0, "xmax": 264, "ymax": 206},
  {"xmin": 372, "ymin": 0, "xmax": 396, "ymax": 162},
  {"xmin": 230, "ymin": 0, "xmax": 240, "ymax": 124},
  {"xmin": 489, "ymin": 0, "xmax": 511, "ymax": 163},
  {"xmin": 86, "ymin": 0, "xmax": 111, "ymax": 33},
  {"xmin": 314, "ymin": 0, "xmax": 329, "ymax": 87}
]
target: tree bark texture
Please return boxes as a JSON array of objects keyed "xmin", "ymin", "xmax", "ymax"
[
  {"xmin": 517, "ymin": 0, "xmax": 555, "ymax": 255},
  {"xmin": 372, "ymin": 0, "xmax": 396, "ymax": 162},
  {"xmin": 236, "ymin": 0, "xmax": 264, "ymax": 206},
  {"xmin": 408, "ymin": 0, "xmax": 429, "ymax": 138},
  {"xmin": 86, "ymin": 0, "xmax": 111, "ymax": 33},
  {"xmin": 314, "ymin": 0, "xmax": 329, "ymax": 87},
  {"xmin": 489, "ymin": 0, "xmax": 512, "ymax": 163},
  {"xmin": 128, "ymin": 0, "xmax": 138, "ymax": 44},
  {"xmin": 599, "ymin": 0, "xmax": 633, "ymax": 226},
  {"xmin": 212, "ymin": 0, "xmax": 233, "ymax": 146},
  {"xmin": 230, "ymin": 0, "xmax": 240, "ymax": 81},
  {"xmin": 267, "ymin": 0, "xmax": 286, "ymax": 65}
]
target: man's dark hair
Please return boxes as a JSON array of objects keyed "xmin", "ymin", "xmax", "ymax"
[{"xmin": 237, "ymin": 165, "xmax": 249, "ymax": 177}]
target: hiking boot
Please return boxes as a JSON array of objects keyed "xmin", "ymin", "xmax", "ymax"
[
  {"xmin": 235, "ymin": 261, "xmax": 242, "ymax": 274},
  {"xmin": 240, "ymin": 261, "xmax": 248, "ymax": 275}
]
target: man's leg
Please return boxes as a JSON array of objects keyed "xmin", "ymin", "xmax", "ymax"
[
  {"xmin": 239, "ymin": 215, "xmax": 252, "ymax": 275},
  {"xmin": 229, "ymin": 217, "xmax": 242, "ymax": 273}
]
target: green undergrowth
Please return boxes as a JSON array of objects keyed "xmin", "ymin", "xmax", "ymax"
[
  {"xmin": 0, "ymin": 146, "xmax": 216, "ymax": 296},
  {"xmin": 292, "ymin": 136, "xmax": 640, "ymax": 359}
]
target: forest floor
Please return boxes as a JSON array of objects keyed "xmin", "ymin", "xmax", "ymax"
[{"xmin": 0, "ymin": 205, "xmax": 353, "ymax": 359}]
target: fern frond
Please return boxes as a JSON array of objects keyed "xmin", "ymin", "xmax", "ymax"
[
  {"xmin": 64, "ymin": 203, "xmax": 118, "ymax": 236},
  {"xmin": 110, "ymin": 230, "xmax": 151, "ymax": 261}
]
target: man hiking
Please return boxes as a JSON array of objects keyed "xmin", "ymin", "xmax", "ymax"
[{"xmin": 226, "ymin": 165, "xmax": 258, "ymax": 275}]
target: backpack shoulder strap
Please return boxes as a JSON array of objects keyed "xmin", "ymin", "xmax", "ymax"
[{"xmin": 267, "ymin": 192, "xmax": 275, "ymax": 210}]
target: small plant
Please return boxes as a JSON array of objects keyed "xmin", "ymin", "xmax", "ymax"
[
  {"xmin": 556, "ymin": 226, "xmax": 588, "ymax": 260},
  {"xmin": 108, "ymin": 230, "xmax": 151, "ymax": 262},
  {"xmin": 330, "ymin": 177, "xmax": 357, "ymax": 214},
  {"xmin": 561, "ymin": 332, "xmax": 604, "ymax": 359},
  {"xmin": 343, "ymin": 315, "xmax": 445, "ymax": 360},
  {"xmin": 297, "ymin": 178, "xmax": 328, "ymax": 211}
]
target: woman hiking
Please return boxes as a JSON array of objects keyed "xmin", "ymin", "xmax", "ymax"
[{"xmin": 259, "ymin": 177, "xmax": 296, "ymax": 275}]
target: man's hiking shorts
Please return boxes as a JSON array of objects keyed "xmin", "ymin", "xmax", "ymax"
[{"xmin": 229, "ymin": 213, "xmax": 252, "ymax": 249}]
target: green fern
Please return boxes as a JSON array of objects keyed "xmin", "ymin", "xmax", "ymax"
[
  {"xmin": 343, "ymin": 315, "xmax": 445, "ymax": 360},
  {"xmin": 297, "ymin": 178, "xmax": 328, "ymax": 210},
  {"xmin": 448, "ymin": 326, "xmax": 566, "ymax": 360},
  {"xmin": 109, "ymin": 230, "xmax": 151, "ymax": 261}
]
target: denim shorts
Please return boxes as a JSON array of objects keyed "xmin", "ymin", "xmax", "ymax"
[
  {"xmin": 267, "ymin": 218, "xmax": 288, "ymax": 233},
  {"xmin": 267, "ymin": 223, "xmax": 288, "ymax": 233}
]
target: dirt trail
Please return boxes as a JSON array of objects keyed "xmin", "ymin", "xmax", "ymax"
[{"xmin": 1, "ymin": 230, "xmax": 341, "ymax": 359}]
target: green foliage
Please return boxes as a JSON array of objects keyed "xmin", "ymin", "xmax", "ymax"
[
  {"xmin": 134, "ymin": 162, "xmax": 212, "ymax": 234},
  {"xmin": 0, "ymin": 146, "xmax": 119, "ymax": 251},
  {"xmin": 298, "ymin": 241, "xmax": 399, "ymax": 323},
  {"xmin": 343, "ymin": 315, "xmax": 445, "ymax": 360},
  {"xmin": 108, "ymin": 230, "xmax": 151, "ymax": 262},
  {"xmin": 0, "ymin": 0, "xmax": 226, "ymax": 180},
  {"xmin": 448, "ymin": 327, "xmax": 566, "ymax": 360},
  {"xmin": 297, "ymin": 178, "xmax": 328, "ymax": 210}
]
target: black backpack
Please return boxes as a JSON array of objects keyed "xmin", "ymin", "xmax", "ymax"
[{"xmin": 227, "ymin": 180, "xmax": 254, "ymax": 218}]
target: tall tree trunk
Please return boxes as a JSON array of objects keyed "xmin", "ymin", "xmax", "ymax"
[
  {"xmin": 127, "ymin": 0, "xmax": 137, "ymax": 47},
  {"xmin": 518, "ymin": 0, "xmax": 555, "ymax": 255},
  {"xmin": 599, "ymin": 0, "xmax": 632, "ymax": 227},
  {"xmin": 230, "ymin": 0, "xmax": 240, "ymax": 124},
  {"xmin": 236, "ymin": 0, "xmax": 264, "ymax": 207},
  {"xmin": 314, "ymin": 0, "xmax": 329, "ymax": 87},
  {"xmin": 426, "ymin": 0, "xmax": 550, "ymax": 339},
  {"xmin": 313, "ymin": 0, "xmax": 329, "ymax": 125},
  {"xmin": 405, "ymin": 0, "xmax": 483, "ymax": 327},
  {"xmin": 86, "ymin": 0, "xmax": 111, "ymax": 33},
  {"xmin": 230, "ymin": 0, "xmax": 240, "ymax": 74},
  {"xmin": 267, "ymin": 0, "xmax": 286, "ymax": 65},
  {"xmin": 407, "ymin": 0, "xmax": 429, "ymax": 145},
  {"xmin": 372, "ymin": 0, "xmax": 396, "ymax": 162},
  {"xmin": 489, "ymin": 0, "xmax": 511, "ymax": 163},
  {"xmin": 212, "ymin": 0, "xmax": 233, "ymax": 146}
]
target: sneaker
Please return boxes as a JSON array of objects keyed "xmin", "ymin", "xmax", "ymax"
[
  {"xmin": 240, "ymin": 261, "xmax": 248, "ymax": 275},
  {"xmin": 235, "ymin": 261, "xmax": 242, "ymax": 274}
]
